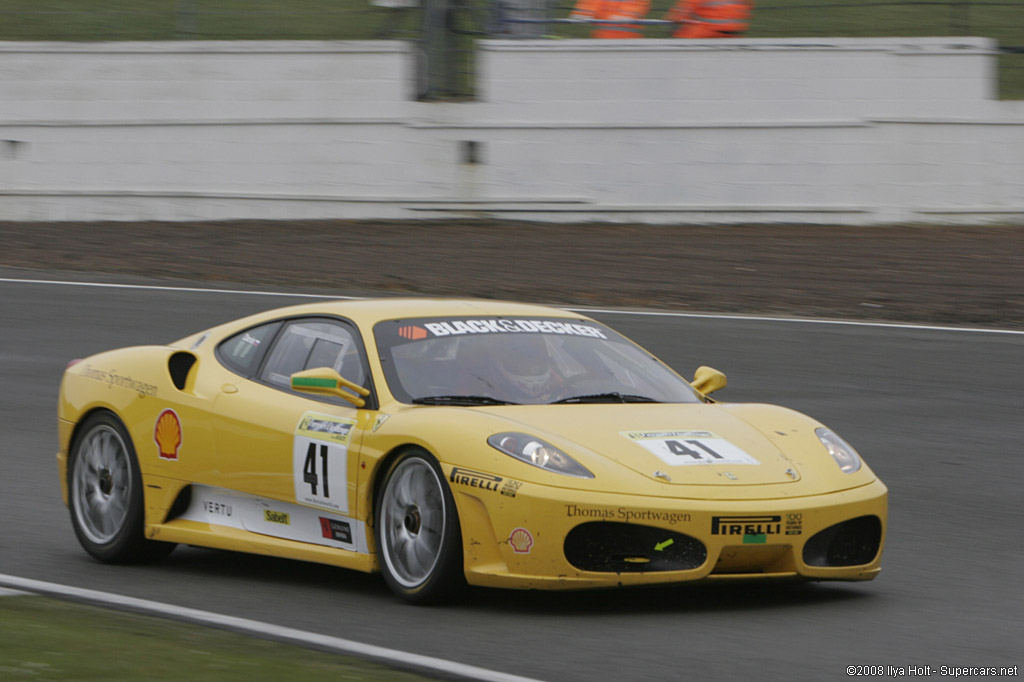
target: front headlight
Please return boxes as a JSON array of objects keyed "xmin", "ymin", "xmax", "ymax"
[
  {"xmin": 487, "ymin": 432, "xmax": 594, "ymax": 478},
  {"xmin": 816, "ymin": 427, "xmax": 862, "ymax": 474}
]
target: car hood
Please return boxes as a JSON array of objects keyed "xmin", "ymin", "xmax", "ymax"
[{"xmin": 484, "ymin": 403, "xmax": 803, "ymax": 487}]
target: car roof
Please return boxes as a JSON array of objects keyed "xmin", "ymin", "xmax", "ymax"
[
  {"xmin": 175, "ymin": 297, "xmax": 595, "ymax": 348},
  {"xmin": 271, "ymin": 297, "xmax": 586, "ymax": 325}
]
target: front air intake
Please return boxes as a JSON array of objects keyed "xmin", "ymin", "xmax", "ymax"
[
  {"xmin": 802, "ymin": 515, "xmax": 882, "ymax": 567},
  {"xmin": 564, "ymin": 522, "xmax": 707, "ymax": 573}
]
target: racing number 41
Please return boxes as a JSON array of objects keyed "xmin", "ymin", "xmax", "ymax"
[
  {"xmin": 303, "ymin": 443, "xmax": 330, "ymax": 498},
  {"xmin": 667, "ymin": 439, "xmax": 723, "ymax": 460}
]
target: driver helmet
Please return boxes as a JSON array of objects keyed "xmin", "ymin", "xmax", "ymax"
[{"xmin": 496, "ymin": 334, "xmax": 552, "ymax": 398}]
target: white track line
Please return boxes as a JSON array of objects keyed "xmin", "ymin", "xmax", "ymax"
[
  {"xmin": 0, "ymin": 574, "xmax": 547, "ymax": 682},
  {"xmin": 2, "ymin": 276, "xmax": 1022, "ymax": 335},
  {"xmin": 567, "ymin": 306, "xmax": 1024, "ymax": 335},
  {"xmin": 0, "ymin": 276, "xmax": 349, "ymax": 299}
]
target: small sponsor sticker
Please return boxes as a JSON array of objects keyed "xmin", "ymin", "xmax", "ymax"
[
  {"xmin": 398, "ymin": 325, "xmax": 429, "ymax": 340},
  {"xmin": 509, "ymin": 527, "xmax": 534, "ymax": 554},
  {"xmin": 202, "ymin": 500, "xmax": 233, "ymax": 517},
  {"xmin": 154, "ymin": 409, "xmax": 182, "ymax": 461},
  {"xmin": 500, "ymin": 479, "xmax": 522, "ymax": 498},
  {"xmin": 264, "ymin": 509, "xmax": 290, "ymax": 525},
  {"xmin": 319, "ymin": 517, "xmax": 353, "ymax": 543},
  {"xmin": 296, "ymin": 413, "xmax": 354, "ymax": 445}
]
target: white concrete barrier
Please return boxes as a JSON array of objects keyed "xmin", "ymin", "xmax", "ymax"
[{"xmin": 1, "ymin": 37, "xmax": 1022, "ymax": 224}]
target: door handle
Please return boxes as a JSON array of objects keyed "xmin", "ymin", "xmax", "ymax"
[{"xmin": 221, "ymin": 383, "xmax": 239, "ymax": 394}]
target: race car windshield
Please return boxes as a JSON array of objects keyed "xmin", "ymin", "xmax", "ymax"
[{"xmin": 374, "ymin": 316, "xmax": 702, "ymax": 406}]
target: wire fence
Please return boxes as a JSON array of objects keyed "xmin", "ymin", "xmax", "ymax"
[{"xmin": 1, "ymin": 0, "xmax": 1022, "ymax": 99}]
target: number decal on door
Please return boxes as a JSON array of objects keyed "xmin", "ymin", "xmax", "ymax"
[
  {"xmin": 293, "ymin": 412, "xmax": 355, "ymax": 513},
  {"xmin": 302, "ymin": 442, "xmax": 330, "ymax": 498}
]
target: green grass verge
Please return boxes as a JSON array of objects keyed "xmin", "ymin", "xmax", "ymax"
[
  {"xmin": 0, "ymin": 0, "xmax": 1021, "ymax": 97},
  {"xmin": 0, "ymin": 594, "xmax": 435, "ymax": 682}
]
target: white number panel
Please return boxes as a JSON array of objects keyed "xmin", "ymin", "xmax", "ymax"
[
  {"xmin": 292, "ymin": 412, "xmax": 355, "ymax": 513},
  {"xmin": 622, "ymin": 430, "xmax": 760, "ymax": 467}
]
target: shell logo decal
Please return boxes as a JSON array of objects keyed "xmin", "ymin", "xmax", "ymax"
[
  {"xmin": 154, "ymin": 409, "xmax": 183, "ymax": 461},
  {"xmin": 509, "ymin": 527, "xmax": 534, "ymax": 554}
]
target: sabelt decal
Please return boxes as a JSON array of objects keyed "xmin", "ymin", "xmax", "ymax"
[
  {"xmin": 178, "ymin": 485, "xmax": 368, "ymax": 553},
  {"xmin": 154, "ymin": 409, "xmax": 182, "ymax": 461},
  {"xmin": 621, "ymin": 430, "xmax": 760, "ymax": 467},
  {"xmin": 422, "ymin": 318, "xmax": 607, "ymax": 339},
  {"xmin": 509, "ymin": 528, "xmax": 534, "ymax": 554},
  {"xmin": 711, "ymin": 515, "xmax": 782, "ymax": 544},
  {"xmin": 293, "ymin": 413, "xmax": 355, "ymax": 513},
  {"xmin": 566, "ymin": 504, "xmax": 691, "ymax": 525},
  {"xmin": 264, "ymin": 509, "xmax": 290, "ymax": 525}
]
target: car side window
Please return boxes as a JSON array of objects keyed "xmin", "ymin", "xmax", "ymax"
[
  {"xmin": 216, "ymin": 322, "xmax": 281, "ymax": 376},
  {"xmin": 259, "ymin": 319, "xmax": 366, "ymax": 392}
]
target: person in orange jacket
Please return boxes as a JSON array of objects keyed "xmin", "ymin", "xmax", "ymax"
[
  {"xmin": 570, "ymin": 0, "xmax": 651, "ymax": 39},
  {"xmin": 666, "ymin": 0, "xmax": 751, "ymax": 38}
]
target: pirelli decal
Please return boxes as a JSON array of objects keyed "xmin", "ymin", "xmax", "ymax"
[
  {"xmin": 450, "ymin": 467, "xmax": 522, "ymax": 497},
  {"xmin": 711, "ymin": 515, "xmax": 783, "ymax": 544}
]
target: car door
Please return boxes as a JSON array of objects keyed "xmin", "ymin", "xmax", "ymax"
[{"xmin": 203, "ymin": 316, "xmax": 376, "ymax": 551}]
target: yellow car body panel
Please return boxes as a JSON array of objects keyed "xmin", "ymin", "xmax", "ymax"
[{"xmin": 58, "ymin": 298, "xmax": 887, "ymax": 593}]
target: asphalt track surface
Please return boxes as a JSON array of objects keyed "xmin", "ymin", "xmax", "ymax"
[{"xmin": 2, "ymin": 272, "xmax": 1022, "ymax": 682}]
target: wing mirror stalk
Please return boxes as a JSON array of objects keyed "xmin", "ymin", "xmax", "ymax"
[{"xmin": 291, "ymin": 368, "xmax": 370, "ymax": 408}]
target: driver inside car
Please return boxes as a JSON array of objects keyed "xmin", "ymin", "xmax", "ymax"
[{"xmin": 457, "ymin": 333, "xmax": 565, "ymax": 404}]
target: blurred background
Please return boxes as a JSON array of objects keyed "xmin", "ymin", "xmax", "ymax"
[{"xmin": 1, "ymin": 0, "xmax": 1022, "ymax": 99}]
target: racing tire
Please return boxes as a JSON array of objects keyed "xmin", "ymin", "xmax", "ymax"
[
  {"xmin": 375, "ymin": 448, "xmax": 464, "ymax": 604},
  {"xmin": 67, "ymin": 411, "xmax": 176, "ymax": 563}
]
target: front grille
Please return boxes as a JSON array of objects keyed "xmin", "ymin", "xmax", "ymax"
[
  {"xmin": 803, "ymin": 515, "xmax": 883, "ymax": 567},
  {"xmin": 564, "ymin": 521, "xmax": 707, "ymax": 573}
]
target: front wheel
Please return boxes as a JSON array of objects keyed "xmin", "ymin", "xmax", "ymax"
[
  {"xmin": 67, "ymin": 411, "xmax": 175, "ymax": 563},
  {"xmin": 375, "ymin": 449, "xmax": 463, "ymax": 604}
]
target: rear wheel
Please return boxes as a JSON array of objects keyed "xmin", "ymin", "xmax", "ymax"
[
  {"xmin": 375, "ymin": 449, "xmax": 463, "ymax": 604},
  {"xmin": 68, "ymin": 411, "xmax": 175, "ymax": 563}
]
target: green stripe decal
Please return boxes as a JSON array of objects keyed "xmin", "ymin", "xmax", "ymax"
[
  {"xmin": 743, "ymin": 534, "xmax": 767, "ymax": 544},
  {"xmin": 293, "ymin": 377, "xmax": 337, "ymax": 389}
]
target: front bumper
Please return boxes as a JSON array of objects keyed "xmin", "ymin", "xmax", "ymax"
[{"xmin": 449, "ymin": 470, "xmax": 887, "ymax": 590}]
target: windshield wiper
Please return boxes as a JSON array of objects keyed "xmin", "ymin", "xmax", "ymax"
[
  {"xmin": 412, "ymin": 395, "xmax": 519, "ymax": 406},
  {"xmin": 552, "ymin": 392, "xmax": 661, "ymax": 404}
]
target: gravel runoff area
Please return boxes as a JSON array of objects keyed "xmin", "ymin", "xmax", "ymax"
[{"xmin": 1, "ymin": 220, "xmax": 1022, "ymax": 329}]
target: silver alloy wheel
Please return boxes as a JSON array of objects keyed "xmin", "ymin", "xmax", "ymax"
[
  {"xmin": 72, "ymin": 424, "xmax": 132, "ymax": 545},
  {"xmin": 380, "ymin": 457, "xmax": 446, "ymax": 588}
]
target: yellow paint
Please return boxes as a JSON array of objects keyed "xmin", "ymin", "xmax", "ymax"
[{"xmin": 58, "ymin": 298, "xmax": 888, "ymax": 590}]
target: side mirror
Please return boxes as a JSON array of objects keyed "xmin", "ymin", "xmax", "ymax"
[
  {"xmin": 691, "ymin": 366, "xmax": 727, "ymax": 397},
  {"xmin": 291, "ymin": 367, "xmax": 370, "ymax": 408}
]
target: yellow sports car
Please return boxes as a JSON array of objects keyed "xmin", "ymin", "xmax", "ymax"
[{"xmin": 58, "ymin": 298, "xmax": 886, "ymax": 602}]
